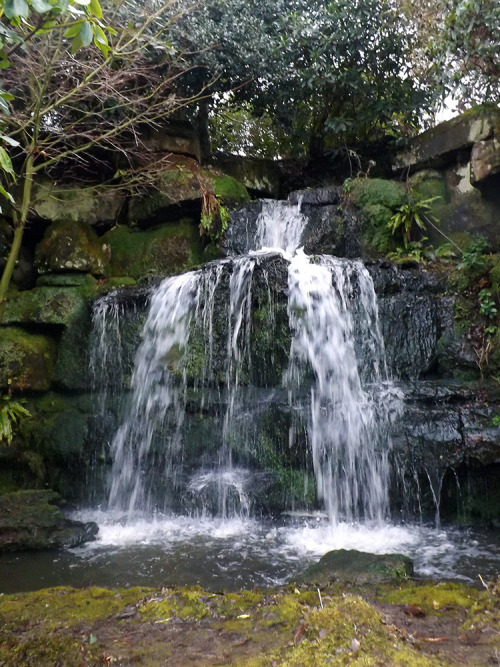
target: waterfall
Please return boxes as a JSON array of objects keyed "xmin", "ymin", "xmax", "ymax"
[
  {"xmin": 108, "ymin": 272, "xmax": 201, "ymax": 514},
  {"xmin": 286, "ymin": 251, "xmax": 399, "ymax": 523},
  {"xmin": 92, "ymin": 197, "xmax": 401, "ymax": 523}
]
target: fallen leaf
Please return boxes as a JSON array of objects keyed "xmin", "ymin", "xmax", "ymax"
[
  {"xmin": 237, "ymin": 613, "xmax": 251, "ymax": 619},
  {"xmin": 404, "ymin": 605, "xmax": 426, "ymax": 618},
  {"xmin": 294, "ymin": 621, "xmax": 307, "ymax": 645}
]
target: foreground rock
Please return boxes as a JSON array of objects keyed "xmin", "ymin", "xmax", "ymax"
[
  {"xmin": 0, "ymin": 490, "xmax": 98, "ymax": 552},
  {"xmin": 0, "ymin": 579, "xmax": 498, "ymax": 665},
  {"xmin": 296, "ymin": 549, "xmax": 414, "ymax": 587}
]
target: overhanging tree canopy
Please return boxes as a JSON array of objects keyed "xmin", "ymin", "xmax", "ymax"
[{"xmin": 0, "ymin": 0, "xmax": 201, "ymax": 318}]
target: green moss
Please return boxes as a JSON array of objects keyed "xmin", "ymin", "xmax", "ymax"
[
  {"xmin": 140, "ymin": 587, "xmax": 210, "ymax": 621},
  {"xmin": 347, "ymin": 178, "xmax": 407, "ymax": 257},
  {"xmin": 0, "ymin": 586, "xmax": 149, "ymax": 631},
  {"xmin": 463, "ymin": 582, "xmax": 500, "ymax": 632},
  {"xmin": 408, "ymin": 169, "xmax": 449, "ymax": 225},
  {"xmin": 34, "ymin": 219, "xmax": 107, "ymax": 277},
  {"xmin": 0, "ymin": 583, "xmax": 487, "ymax": 666},
  {"xmin": 213, "ymin": 175, "xmax": 250, "ymax": 207},
  {"xmin": 3, "ymin": 287, "xmax": 88, "ymax": 327},
  {"xmin": 349, "ymin": 178, "xmax": 406, "ymax": 211},
  {"xmin": 104, "ymin": 220, "xmax": 204, "ymax": 280},
  {"xmin": 379, "ymin": 582, "xmax": 479, "ymax": 612},
  {"xmin": 489, "ymin": 255, "xmax": 500, "ymax": 296},
  {"xmin": 0, "ymin": 327, "xmax": 57, "ymax": 392}
]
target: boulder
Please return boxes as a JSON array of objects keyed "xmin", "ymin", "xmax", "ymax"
[
  {"xmin": 288, "ymin": 186, "xmax": 341, "ymax": 206},
  {"xmin": 127, "ymin": 156, "xmax": 250, "ymax": 227},
  {"xmin": 35, "ymin": 219, "xmax": 108, "ymax": 276},
  {"xmin": 471, "ymin": 137, "xmax": 500, "ymax": 189},
  {"xmin": 0, "ymin": 490, "xmax": 98, "ymax": 552},
  {"xmin": 104, "ymin": 220, "xmax": 204, "ymax": 281},
  {"xmin": 394, "ymin": 104, "xmax": 500, "ymax": 172},
  {"xmin": 32, "ymin": 181, "xmax": 124, "ymax": 226},
  {"xmin": 139, "ymin": 120, "xmax": 201, "ymax": 161},
  {"xmin": 0, "ymin": 327, "xmax": 57, "ymax": 392},
  {"xmin": 3, "ymin": 287, "xmax": 88, "ymax": 327},
  {"xmin": 296, "ymin": 549, "xmax": 414, "ymax": 587},
  {"xmin": 213, "ymin": 154, "xmax": 283, "ymax": 197}
]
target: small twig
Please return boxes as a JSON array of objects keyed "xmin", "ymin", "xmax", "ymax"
[
  {"xmin": 317, "ymin": 588, "xmax": 323, "ymax": 610},
  {"xmin": 478, "ymin": 573, "xmax": 489, "ymax": 590}
]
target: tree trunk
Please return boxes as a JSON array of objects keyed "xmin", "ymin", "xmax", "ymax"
[
  {"xmin": 197, "ymin": 97, "xmax": 212, "ymax": 164},
  {"xmin": 0, "ymin": 156, "xmax": 34, "ymax": 322}
]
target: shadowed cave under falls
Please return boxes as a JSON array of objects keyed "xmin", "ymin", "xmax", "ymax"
[{"xmin": 65, "ymin": 198, "xmax": 499, "ymax": 590}]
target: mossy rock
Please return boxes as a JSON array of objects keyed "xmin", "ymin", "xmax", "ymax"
[
  {"xmin": 34, "ymin": 219, "xmax": 108, "ymax": 277},
  {"xmin": 32, "ymin": 181, "xmax": 124, "ymax": 226},
  {"xmin": 3, "ymin": 287, "xmax": 88, "ymax": 327},
  {"xmin": 346, "ymin": 178, "xmax": 407, "ymax": 257},
  {"xmin": 127, "ymin": 156, "xmax": 250, "ymax": 226},
  {"xmin": 104, "ymin": 220, "xmax": 204, "ymax": 280},
  {"xmin": 296, "ymin": 549, "xmax": 414, "ymax": 587},
  {"xmin": 36, "ymin": 272, "xmax": 98, "ymax": 288},
  {"xmin": 0, "ymin": 327, "xmax": 57, "ymax": 392},
  {"xmin": 0, "ymin": 489, "xmax": 98, "ymax": 552},
  {"xmin": 18, "ymin": 392, "xmax": 93, "ymax": 498},
  {"xmin": 349, "ymin": 178, "xmax": 406, "ymax": 211},
  {"xmin": 213, "ymin": 175, "xmax": 250, "ymax": 207}
]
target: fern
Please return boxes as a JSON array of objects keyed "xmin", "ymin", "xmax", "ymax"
[{"xmin": 0, "ymin": 395, "xmax": 31, "ymax": 445}]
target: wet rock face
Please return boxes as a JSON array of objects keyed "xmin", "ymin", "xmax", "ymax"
[
  {"xmin": 222, "ymin": 195, "xmax": 360, "ymax": 258},
  {"xmin": 0, "ymin": 490, "xmax": 98, "ymax": 552}
]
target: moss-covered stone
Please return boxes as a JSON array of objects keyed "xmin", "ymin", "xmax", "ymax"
[
  {"xmin": 0, "ymin": 327, "xmax": 57, "ymax": 392},
  {"xmin": 213, "ymin": 175, "xmax": 251, "ymax": 207},
  {"xmin": 3, "ymin": 287, "xmax": 88, "ymax": 327},
  {"xmin": 0, "ymin": 489, "xmax": 97, "ymax": 551},
  {"xmin": 349, "ymin": 177, "xmax": 407, "ymax": 211},
  {"xmin": 34, "ymin": 219, "xmax": 109, "ymax": 276},
  {"xmin": 17, "ymin": 392, "xmax": 93, "ymax": 498},
  {"xmin": 296, "ymin": 549, "xmax": 414, "ymax": 587},
  {"xmin": 127, "ymin": 156, "xmax": 250, "ymax": 226},
  {"xmin": 104, "ymin": 219, "xmax": 203, "ymax": 280},
  {"xmin": 394, "ymin": 104, "xmax": 500, "ymax": 171},
  {"xmin": 36, "ymin": 272, "xmax": 98, "ymax": 288},
  {"xmin": 32, "ymin": 181, "xmax": 124, "ymax": 226}
]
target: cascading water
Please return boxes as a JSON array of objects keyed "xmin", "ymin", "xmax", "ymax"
[
  {"xmin": 108, "ymin": 272, "xmax": 201, "ymax": 514},
  {"xmin": 286, "ymin": 251, "xmax": 399, "ymax": 523},
  {"xmin": 98, "ymin": 197, "xmax": 400, "ymax": 524}
]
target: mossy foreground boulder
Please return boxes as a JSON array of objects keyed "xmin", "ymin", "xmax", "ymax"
[
  {"xmin": 0, "ymin": 490, "xmax": 97, "ymax": 552},
  {"xmin": 296, "ymin": 549, "xmax": 414, "ymax": 587},
  {"xmin": 0, "ymin": 580, "xmax": 498, "ymax": 665}
]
